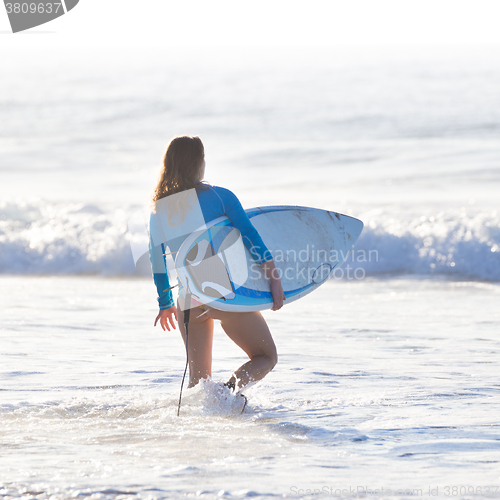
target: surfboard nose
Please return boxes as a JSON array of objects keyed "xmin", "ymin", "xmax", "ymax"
[
  {"xmin": 329, "ymin": 212, "xmax": 364, "ymax": 247},
  {"xmin": 348, "ymin": 218, "xmax": 364, "ymax": 245}
]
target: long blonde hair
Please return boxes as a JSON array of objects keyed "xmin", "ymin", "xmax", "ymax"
[
  {"xmin": 151, "ymin": 136, "xmax": 207, "ymax": 223},
  {"xmin": 152, "ymin": 136, "xmax": 206, "ymax": 203}
]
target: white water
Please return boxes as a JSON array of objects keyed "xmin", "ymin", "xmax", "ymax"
[
  {"xmin": 1, "ymin": 277, "xmax": 500, "ymax": 499},
  {"xmin": 1, "ymin": 198, "xmax": 499, "ymax": 279}
]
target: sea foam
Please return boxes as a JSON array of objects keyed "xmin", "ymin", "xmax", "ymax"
[
  {"xmin": 0, "ymin": 199, "xmax": 136, "ymax": 276},
  {"xmin": 356, "ymin": 208, "xmax": 500, "ymax": 280},
  {"xmin": 0, "ymin": 199, "xmax": 499, "ymax": 280}
]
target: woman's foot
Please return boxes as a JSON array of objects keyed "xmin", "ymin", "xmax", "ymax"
[
  {"xmin": 222, "ymin": 379, "xmax": 247, "ymax": 414},
  {"xmin": 223, "ymin": 378, "xmax": 236, "ymax": 391}
]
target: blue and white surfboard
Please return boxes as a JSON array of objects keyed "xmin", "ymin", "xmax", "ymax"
[{"xmin": 175, "ymin": 206, "xmax": 363, "ymax": 312}]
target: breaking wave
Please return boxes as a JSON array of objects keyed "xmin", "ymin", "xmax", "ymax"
[
  {"xmin": 0, "ymin": 199, "xmax": 499, "ymax": 281},
  {"xmin": 355, "ymin": 208, "xmax": 500, "ymax": 281}
]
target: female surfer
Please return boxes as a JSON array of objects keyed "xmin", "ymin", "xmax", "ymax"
[{"xmin": 149, "ymin": 136, "xmax": 284, "ymax": 392}]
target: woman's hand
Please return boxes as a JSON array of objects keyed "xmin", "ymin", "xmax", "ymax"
[
  {"xmin": 261, "ymin": 259, "xmax": 286, "ymax": 311},
  {"xmin": 154, "ymin": 306, "xmax": 178, "ymax": 331},
  {"xmin": 270, "ymin": 278, "xmax": 285, "ymax": 311}
]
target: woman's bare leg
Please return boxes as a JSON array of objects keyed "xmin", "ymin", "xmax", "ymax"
[
  {"xmin": 208, "ymin": 309, "xmax": 278, "ymax": 390},
  {"xmin": 177, "ymin": 303, "xmax": 214, "ymax": 388}
]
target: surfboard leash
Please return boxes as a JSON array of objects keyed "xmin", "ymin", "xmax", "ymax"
[
  {"xmin": 240, "ymin": 394, "xmax": 248, "ymax": 414},
  {"xmin": 177, "ymin": 291, "xmax": 191, "ymax": 417}
]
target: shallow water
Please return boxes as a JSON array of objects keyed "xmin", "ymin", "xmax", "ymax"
[{"xmin": 1, "ymin": 276, "xmax": 499, "ymax": 499}]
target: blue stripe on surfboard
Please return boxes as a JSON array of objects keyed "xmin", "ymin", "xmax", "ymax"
[
  {"xmin": 205, "ymin": 282, "xmax": 315, "ymax": 306},
  {"xmin": 205, "ymin": 284, "xmax": 315, "ymax": 308},
  {"xmin": 233, "ymin": 285, "xmax": 272, "ymax": 299}
]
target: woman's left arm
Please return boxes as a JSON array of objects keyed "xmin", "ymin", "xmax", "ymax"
[
  {"xmin": 219, "ymin": 188, "xmax": 271, "ymax": 264},
  {"xmin": 219, "ymin": 187, "xmax": 285, "ymax": 310}
]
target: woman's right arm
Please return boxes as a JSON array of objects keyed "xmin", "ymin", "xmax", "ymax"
[{"xmin": 149, "ymin": 241, "xmax": 177, "ymax": 330}]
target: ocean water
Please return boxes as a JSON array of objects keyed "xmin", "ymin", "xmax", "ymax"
[
  {"xmin": 1, "ymin": 45, "xmax": 500, "ymax": 498},
  {"xmin": 1, "ymin": 277, "xmax": 499, "ymax": 499}
]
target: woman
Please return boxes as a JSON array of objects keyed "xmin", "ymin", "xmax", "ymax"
[{"xmin": 149, "ymin": 136, "xmax": 284, "ymax": 392}]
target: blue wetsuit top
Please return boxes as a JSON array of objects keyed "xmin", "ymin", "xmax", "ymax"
[{"xmin": 149, "ymin": 183, "xmax": 272, "ymax": 310}]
